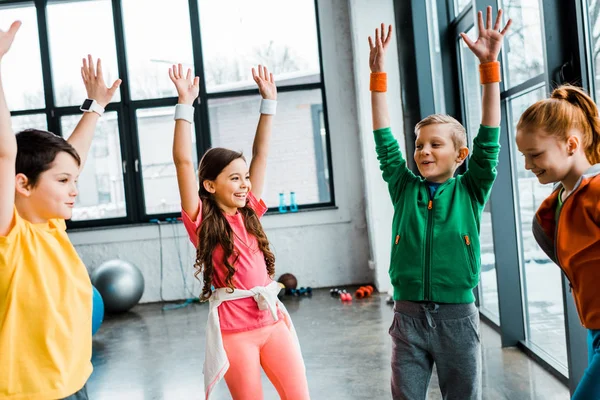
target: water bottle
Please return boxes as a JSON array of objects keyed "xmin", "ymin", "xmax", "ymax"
[
  {"xmin": 278, "ymin": 192, "xmax": 287, "ymax": 213},
  {"xmin": 289, "ymin": 191, "xmax": 298, "ymax": 212}
]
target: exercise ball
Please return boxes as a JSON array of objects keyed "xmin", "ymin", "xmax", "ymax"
[
  {"xmin": 277, "ymin": 273, "xmax": 297, "ymax": 295},
  {"xmin": 91, "ymin": 259, "xmax": 145, "ymax": 314},
  {"xmin": 92, "ymin": 286, "xmax": 104, "ymax": 335}
]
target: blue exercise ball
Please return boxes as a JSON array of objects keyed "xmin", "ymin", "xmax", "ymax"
[
  {"xmin": 91, "ymin": 259, "xmax": 145, "ymax": 314},
  {"xmin": 92, "ymin": 286, "xmax": 104, "ymax": 335}
]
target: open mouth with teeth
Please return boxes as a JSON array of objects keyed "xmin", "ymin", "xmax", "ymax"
[{"xmin": 234, "ymin": 192, "xmax": 247, "ymax": 199}]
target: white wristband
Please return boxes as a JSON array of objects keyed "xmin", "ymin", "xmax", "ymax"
[
  {"xmin": 259, "ymin": 99, "xmax": 277, "ymax": 115},
  {"xmin": 174, "ymin": 104, "xmax": 195, "ymax": 123}
]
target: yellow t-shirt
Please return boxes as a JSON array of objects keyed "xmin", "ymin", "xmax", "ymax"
[{"xmin": 0, "ymin": 208, "xmax": 93, "ymax": 400}]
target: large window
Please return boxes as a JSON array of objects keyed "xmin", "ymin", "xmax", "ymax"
[
  {"xmin": 584, "ymin": 0, "xmax": 600, "ymax": 101},
  {"xmin": 508, "ymin": 86, "xmax": 567, "ymax": 368},
  {"xmin": 3, "ymin": 0, "xmax": 333, "ymax": 227},
  {"xmin": 458, "ymin": 26, "xmax": 499, "ymax": 323}
]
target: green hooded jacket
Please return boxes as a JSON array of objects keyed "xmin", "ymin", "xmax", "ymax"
[{"xmin": 374, "ymin": 125, "xmax": 500, "ymax": 303}]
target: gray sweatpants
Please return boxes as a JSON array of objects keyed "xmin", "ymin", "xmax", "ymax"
[
  {"xmin": 60, "ymin": 384, "xmax": 88, "ymax": 400},
  {"xmin": 389, "ymin": 301, "xmax": 481, "ymax": 400}
]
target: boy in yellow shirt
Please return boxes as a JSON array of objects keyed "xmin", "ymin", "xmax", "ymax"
[{"xmin": 0, "ymin": 21, "xmax": 121, "ymax": 399}]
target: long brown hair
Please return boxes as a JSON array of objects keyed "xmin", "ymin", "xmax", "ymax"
[
  {"xmin": 517, "ymin": 84, "xmax": 600, "ymax": 164},
  {"xmin": 194, "ymin": 147, "xmax": 275, "ymax": 301}
]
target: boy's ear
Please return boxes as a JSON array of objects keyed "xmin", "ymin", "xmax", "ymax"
[
  {"xmin": 202, "ymin": 179, "xmax": 216, "ymax": 194},
  {"xmin": 457, "ymin": 147, "xmax": 469, "ymax": 164},
  {"xmin": 15, "ymin": 174, "xmax": 32, "ymax": 197}
]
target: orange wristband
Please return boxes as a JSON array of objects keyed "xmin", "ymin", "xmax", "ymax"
[
  {"xmin": 370, "ymin": 72, "xmax": 387, "ymax": 92},
  {"xmin": 479, "ymin": 61, "xmax": 501, "ymax": 84}
]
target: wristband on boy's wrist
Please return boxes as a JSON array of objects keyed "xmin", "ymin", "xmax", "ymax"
[
  {"xmin": 479, "ymin": 61, "xmax": 501, "ymax": 84},
  {"xmin": 370, "ymin": 72, "xmax": 387, "ymax": 92},
  {"xmin": 260, "ymin": 99, "xmax": 277, "ymax": 115},
  {"xmin": 174, "ymin": 104, "xmax": 195, "ymax": 123}
]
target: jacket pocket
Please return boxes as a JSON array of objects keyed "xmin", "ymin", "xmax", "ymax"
[{"xmin": 462, "ymin": 233, "xmax": 476, "ymax": 276}]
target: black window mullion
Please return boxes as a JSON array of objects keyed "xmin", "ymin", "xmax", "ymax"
[
  {"xmin": 34, "ymin": 0, "xmax": 58, "ymax": 135},
  {"xmin": 188, "ymin": 0, "xmax": 211, "ymax": 157},
  {"xmin": 313, "ymin": 0, "xmax": 335, "ymax": 207},
  {"xmin": 111, "ymin": 0, "xmax": 141, "ymax": 224}
]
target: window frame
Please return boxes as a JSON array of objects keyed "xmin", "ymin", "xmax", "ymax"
[{"xmin": 4, "ymin": 0, "xmax": 335, "ymax": 229}]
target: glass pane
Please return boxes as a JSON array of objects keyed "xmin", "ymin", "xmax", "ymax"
[
  {"xmin": 509, "ymin": 86, "xmax": 568, "ymax": 368},
  {"xmin": 454, "ymin": 0, "xmax": 472, "ymax": 16},
  {"xmin": 426, "ymin": 0, "xmax": 446, "ymax": 113},
  {"xmin": 47, "ymin": 0, "xmax": 120, "ymax": 106},
  {"xmin": 459, "ymin": 26, "xmax": 482, "ymax": 150},
  {"xmin": 137, "ymin": 107, "xmax": 198, "ymax": 215},
  {"xmin": 0, "ymin": 4, "xmax": 44, "ymax": 110},
  {"xmin": 209, "ymin": 89, "xmax": 331, "ymax": 208},
  {"xmin": 122, "ymin": 0, "xmax": 194, "ymax": 100},
  {"xmin": 585, "ymin": 0, "xmax": 600, "ymax": 101},
  {"xmin": 62, "ymin": 112, "xmax": 127, "ymax": 221},
  {"xmin": 199, "ymin": 0, "xmax": 321, "ymax": 93},
  {"xmin": 459, "ymin": 26, "xmax": 499, "ymax": 323},
  {"xmin": 498, "ymin": 0, "xmax": 545, "ymax": 88},
  {"xmin": 11, "ymin": 114, "xmax": 47, "ymax": 133}
]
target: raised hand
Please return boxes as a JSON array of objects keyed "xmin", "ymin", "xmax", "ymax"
[
  {"xmin": 168, "ymin": 63, "xmax": 200, "ymax": 105},
  {"xmin": 252, "ymin": 65, "xmax": 276, "ymax": 100},
  {"xmin": 0, "ymin": 21, "xmax": 21, "ymax": 61},
  {"xmin": 460, "ymin": 6, "xmax": 511, "ymax": 63},
  {"xmin": 368, "ymin": 23, "xmax": 393, "ymax": 73},
  {"xmin": 81, "ymin": 54, "xmax": 121, "ymax": 108}
]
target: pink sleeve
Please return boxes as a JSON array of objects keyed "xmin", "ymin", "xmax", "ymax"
[
  {"xmin": 181, "ymin": 198, "xmax": 202, "ymax": 248},
  {"xmin": 247, "ymin": 192, "xmax": 268, "ymax": 218}
]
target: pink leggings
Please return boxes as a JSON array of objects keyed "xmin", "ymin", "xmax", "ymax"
[{"xmin": 222, "ymin": 320, "xmax": 310, "ymax": 400}]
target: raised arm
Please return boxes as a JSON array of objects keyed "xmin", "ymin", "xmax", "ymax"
[
  {"xmin": 169, "ymin": 64, "xmax": 200, "ymax": 220},
  {"xmin": 460, "ymin": 7, "xmax": 511, "ymax": 127},
  {"xmin": 0, "ymin": 21, "xmax": 21, "ymax": 237},
  {"xmin": 369, "ymin": 24, "xmax": 393, "ymax": 130},
  {"xmin": 67, "ymin": 55, "xmax": 121, "ymax": 168},
  {"xmin": 249, "ymin": 65, "xmax": 277, "ymax": 200}
]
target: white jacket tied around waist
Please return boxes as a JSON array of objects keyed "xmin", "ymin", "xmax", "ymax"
[{"xmin": 203, "ymin": 280, "xmax": 304, "ymax": 399}]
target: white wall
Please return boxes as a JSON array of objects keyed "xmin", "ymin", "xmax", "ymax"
[
  {"xmin": 70, "ymin": 0, "xmax": 376, "ymax": 303},
  {"xmin": 347, "ymin": 0, "xmax": 405, "ymax": 293}
]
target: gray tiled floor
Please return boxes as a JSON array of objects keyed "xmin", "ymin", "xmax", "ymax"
[{"xmin": 89, "ymin": 290, "xmax": 570, "ymax": 399}]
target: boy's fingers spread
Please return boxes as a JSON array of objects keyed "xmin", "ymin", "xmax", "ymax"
[
  {"xmin": 501, "ymin": 19, "xmax": 512, "ymax": 35},
  {"xmin": 477, "ymin": 11, "xmax": 484, "ymax": 36},
  {"xmin": 494, "ymin": 9, "xmax": 502, "ymax": 31},
  {"xmin": 194, "ymin": 76, "xmax": 200, "ymax": 86},
  {"xmin": 368, "ymin": 36, "xmax": 374, "ymax": 49},
  {"xmin": 88, "ymin": 54, "xmax": 94, "ymax": 75},
  {"xmin": 186, "ymin": 68, "xmax": 191, "ymax": 80},
  {"xmin": 486, "ymin": 6, "xmax": 492, "ymax": 29},
  {"xmin": 269, "ymin": 72, "xmax": 274, "ymax": 83}
]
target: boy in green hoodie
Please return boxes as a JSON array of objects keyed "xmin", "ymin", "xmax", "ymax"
[{"xmin": 368, "ymin": 7, "xmax": 511, "ymax": 400}]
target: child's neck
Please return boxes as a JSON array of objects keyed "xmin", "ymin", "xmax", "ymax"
[
  {"xmin": 561, "ymin": 157, "xmax": 593, "ymax": 195},
  {"xmin": 14, "ymin": 199, "xmax": 49, "ymax": 224}
]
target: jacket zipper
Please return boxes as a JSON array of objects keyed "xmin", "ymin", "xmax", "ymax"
[
  {"xmin": 463, "ymin": 235, "xmax": 476, "ymax": 275},
  {"xmin": 554, "ymin": 189, "xmax": 585, "ymax": 326},
  {"xmin": 424, "ymin": 196, "xmax": 433, "ymax": 300}
]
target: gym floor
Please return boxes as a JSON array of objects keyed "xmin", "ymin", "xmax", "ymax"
[{"xmin": 88, "ymin": 289, "xmax": 570, "ymax": 400}]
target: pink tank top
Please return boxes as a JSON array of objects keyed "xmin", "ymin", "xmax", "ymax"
[{"xmin": 182, "ymin": 192, "xmax": 282, "ymax": 332}]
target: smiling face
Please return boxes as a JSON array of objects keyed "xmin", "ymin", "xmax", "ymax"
[
  {"xmin": 516, "ymin": 129, "xmax": 576, "ymax": 185},
  {"xmin": 414, "ymin": 123, "xmax": 468, "ymax": 183},
  {"xmin": 16, "ymin": 151, "xmax": 80, "ymax": 222},
  {"xmin": 203, "ymin": 157, "xmax": 251, "ymax": 215}
]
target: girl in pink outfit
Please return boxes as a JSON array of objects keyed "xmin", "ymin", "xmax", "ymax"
[{"xmin": 168, "ymin": 64, "xmax": 310, "ymax": 400}]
